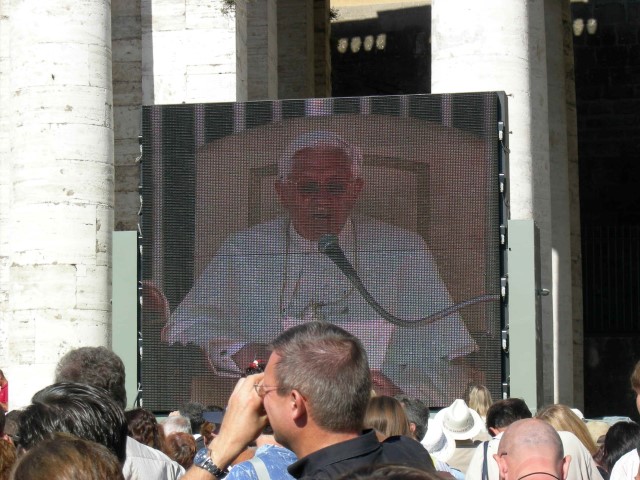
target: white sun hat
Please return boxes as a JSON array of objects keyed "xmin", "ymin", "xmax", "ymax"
[
  {"xmin": 434, "ymin": 398, "xmax": 484, "ymax": 440},
  {"xmin": 421, "ymin": 416, "xmax": 456, "ymax": 462}
]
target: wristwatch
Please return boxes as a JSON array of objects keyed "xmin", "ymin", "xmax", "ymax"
[{"xmin": 193, "ymin": 448, "xmax": 229, "ymax": 478}]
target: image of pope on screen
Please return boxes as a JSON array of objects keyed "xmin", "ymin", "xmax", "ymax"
[{"xmin": 162, "ymin": 131, "xmax": 479, "ymax": 404}]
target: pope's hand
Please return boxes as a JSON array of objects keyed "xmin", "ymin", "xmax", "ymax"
[
  {"xmin": 230, "ymin": 343, "xmax": 272, "ymax": 373},
  {"xmin": 370, "ymin": 369, "xmax": 404, "ymax": 396}
]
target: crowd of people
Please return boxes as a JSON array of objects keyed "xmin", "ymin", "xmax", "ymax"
[{"xmin": 1, "ymin": 322, "xmax": 640, "ymax": 480}]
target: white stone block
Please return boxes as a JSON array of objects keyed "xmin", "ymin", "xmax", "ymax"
[
  {"xmin": 186, "ymin": 72, "xmax": 236, "ymax": 103},
  {"xmin": 5, "ymin": 362, "xmax": 56, "ymax": 410},
  {"xmin": 32, "ymin": 309, "xmax": 111, "ymax": 363},
  {"xmin": 10, "ymin": 264, "xmax": 78, "ymax": 310},
  {"xmin": 12, "ymin": 159, "xmax": 114, "ymax": 207},
  {"xmin": 153, "ymin": 75, "xmax": 187, "ymax": 104},
  {"xmin": 151, "ymin": 0, "xmax": 186, "ymax": 31},
  {"xmin": 76, "ymin": 265, "xmax": 111, "ymax": 309},
  {"xmin": 5, "ymin": 311, "xmax": 37, "ymax": 363},
  {"xmin": 96, "ymin": 205, "xmax": 113, "ymax": 267},
  {"xmin": 12, "ymin": 2, "xmax": 110, "ymax": 45},
  {"xmin": 186, "ymin": 0, "xmax": 226, "ymax": 29},
  {"xmin": 10, "ymin": 204, "xmax": 97, "ymax": 265},
  {"xmin": 10, "ymin": 85, "xmax": 112, "ymax": 129}
]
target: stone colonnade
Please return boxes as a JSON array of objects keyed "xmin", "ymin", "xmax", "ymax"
[{"xmin": 0, "ymin": 0, "xmax": 580, "ymax": 408}]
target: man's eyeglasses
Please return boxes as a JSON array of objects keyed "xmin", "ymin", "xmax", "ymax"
[
  {"xmin": 291, "ymin": 180, "xmax": 351, "ymax": 196},
  {"xmin": 254, "ymin": 383, "xmax": 280, "ymax": 398}
]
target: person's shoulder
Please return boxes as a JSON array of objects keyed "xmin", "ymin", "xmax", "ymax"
[
  {"xmin": 124, "ymin": 438, "xmax": 186, "ymax": 478},
  {"xmin": 225, "ymin": 461, "xmax": 258, "ymax": 480},
  {"xmin": 558, "ymin": 430, "xmax": 592, "ymax": 457},
  {"xmin": 227, "ymin": 445, "xmax": 296, "ymax": 480},
  {"xmin": 613, "ymin": 448, "xmax": 639, "ymax": 468},
  {"xmin": 381, "ymin": 435, "xmax": 435, "ymax": 469},
  {"xmin": 257, "ymin": 444, "xmax": 297, "ymax": 462},
  {"xmin": 609, "ymin": 449, "xmax": 638, "ymax": 480}
]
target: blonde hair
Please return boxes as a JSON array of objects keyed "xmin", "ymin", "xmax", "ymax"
[
  {"xmin": 467, "ymin": 385, "xmax": 494, "ymax": 418},
  {"xmin": 363, "ymin": 396, "xmax": 411, "ymax": 439},
  {"xmin": 536, "ymin": 404, "xmax": 598, "ymax": 455}
]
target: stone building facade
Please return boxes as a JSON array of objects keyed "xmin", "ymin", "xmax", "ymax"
[{"xmin": 2, "ymin": 0, "xmax": 636, "ymax": 414}]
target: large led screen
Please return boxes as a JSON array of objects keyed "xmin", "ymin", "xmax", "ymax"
[{"xmin": 140, "ymin": 93, "xmax": 507, "ymax": 412}]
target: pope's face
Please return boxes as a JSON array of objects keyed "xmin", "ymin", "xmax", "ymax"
[{"xmin": 276, "ymin": 146, "xmax": 364, "ymax": 242}]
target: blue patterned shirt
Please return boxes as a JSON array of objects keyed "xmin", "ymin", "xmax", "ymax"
[{"xmin": 227, "ymin": 444, "xmax": 297, "ymax": 480}]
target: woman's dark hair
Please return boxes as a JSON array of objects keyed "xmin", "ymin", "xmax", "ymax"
[
  {"xmin": 125, "ymin": 408, "xmax": 163, "ymax": 450},
  {"xmin": 602, "ymin": 421, "xmax": 640, "ymax": 472},
  {"xmin": 17, "ymin": 382, "xmax": 128, "ymax": 463}
]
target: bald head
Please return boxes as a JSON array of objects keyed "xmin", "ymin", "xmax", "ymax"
[{"xmin": 494, "ymin": 419, "xmax": 570, "ymax": 480}]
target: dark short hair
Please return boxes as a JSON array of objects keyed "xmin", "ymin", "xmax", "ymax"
[
  {"xmin": 55, "ymin": 347, "xmax": 127, "ymax": 409},
  {"xmin": 603, "ymin": 421, "xmax": 640, "ymax": 472},
  {"xmin": 485, "ymin": 398, "xmax": 532, "ymax": 431},
  {"xmin": 395, "ymin": 395, "xmax": 430, "ymax": 441},
  {"xmin": 10, "ymin": 432, "xmax": 125, "ymax": 480},
  {"xmin": 271, "ymin": 321, "xmax": 371, "ymax": 433},
  {"xmin": 17, "ymin": 382, "xmax": 128, "ymax": 463},
  {"xmin": 4, "ymin": 410, "xmax": 21, "ymax": 439}
]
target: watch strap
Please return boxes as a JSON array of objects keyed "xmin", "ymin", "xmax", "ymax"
[{"xmin": 194, "ymin": 448, "xmax": 228, "ymax": 478}]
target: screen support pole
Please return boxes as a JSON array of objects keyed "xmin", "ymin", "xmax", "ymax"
[{"xmin": 506, "ymin": 219, "xmax": 544, "ymax": 412}]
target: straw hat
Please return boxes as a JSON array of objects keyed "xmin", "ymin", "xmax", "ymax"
[{"xmin": 585, "ymin": 420, "xmax": 610, "ymax": 445}]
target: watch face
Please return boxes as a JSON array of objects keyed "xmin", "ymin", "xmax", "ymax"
[{"xmin": 194, "ymin": 447, "xmax": 210, "ymax": 466}]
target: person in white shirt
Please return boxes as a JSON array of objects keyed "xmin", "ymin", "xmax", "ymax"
[
  {"xmin": 493, "ymin": 419, "xmax": 571, "ymax": 480},
  {"xmin": 164, "ymin": 131, "xmax": 478, "ymax": 403},
  {"xmin": 609, "ymin": 360, "xmax": 640, "ymax": 480},
  {"xmin": 466, "ymin": 398, "xmax": 532, "ymax": 480}
]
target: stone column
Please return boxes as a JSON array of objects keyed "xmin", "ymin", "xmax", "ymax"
[
  {"xmin": 0, "ymin": 0, "xmax": 114, "ymax": 408},
  {"xmin": 431, "ymin": 0, "xmax": 573, "ymax": 405},
  {"xmin": 112, "ymin": 0, "xmax": 143, "ymax": 232},
  {"xmin": 236, "ymin": 0, "xmax": 278, "ymax": 101},
  {"xmin": 277, "ymin": 0, "xmax": 315, "ymax": 98},
  {"xmin": 313, "ymin": 0, "xmax": 331, "ymax": 98},
  {"xmin": 545, "ymin": 0, "xmax": 582, "ymax": 407}
]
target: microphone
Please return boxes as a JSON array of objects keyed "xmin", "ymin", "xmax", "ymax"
[
  {"xmin": 318, "ymin": 234, "xmax": 498, "ymax": 328},
  {"xmin": 317, "ymin": 234, "xmax": 360, "ymax": 283}
]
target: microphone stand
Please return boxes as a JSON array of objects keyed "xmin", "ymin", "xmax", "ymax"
[{"xmin": 318, "ymin": 234, "xmax": 499, "ymax": 328}]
